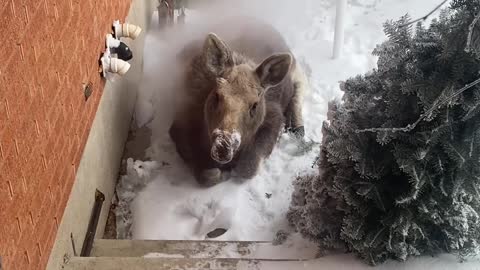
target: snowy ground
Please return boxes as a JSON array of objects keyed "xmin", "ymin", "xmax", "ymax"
[{"xmin": 114, "ymin": 0, "xmax": 480, "ymax": 268}]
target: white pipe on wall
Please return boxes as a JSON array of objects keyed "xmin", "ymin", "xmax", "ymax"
[
  {"xmin": 333, "ymin": 0, "xmax": 347, "ymax": 59},
  {"xmin": 114, "ymin": 21, "xmax": 142, "ymax": 40}
]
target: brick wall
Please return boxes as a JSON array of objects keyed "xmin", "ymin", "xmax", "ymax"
[{"xmin": 0, "ymin": 1, "xmax": 132, "ymax": 269}]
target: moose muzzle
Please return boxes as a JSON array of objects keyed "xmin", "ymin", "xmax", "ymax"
[{"xmin": 210, "ymin": 129, "xmax": 241, "ymax": 164}]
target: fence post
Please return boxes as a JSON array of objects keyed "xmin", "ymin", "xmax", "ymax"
[{"xmin": 333, "ymin": 0, "xmax": 347, "ymax": 59}]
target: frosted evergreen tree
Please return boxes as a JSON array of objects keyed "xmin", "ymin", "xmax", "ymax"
[{"xmin": 288, "ymin": 0, "xmax": 480, "ymax": 265}]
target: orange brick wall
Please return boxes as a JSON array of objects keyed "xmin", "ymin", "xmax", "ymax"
[{"xmin": 0, "ymin": 1, "xmax": 132, "ymax": 269}]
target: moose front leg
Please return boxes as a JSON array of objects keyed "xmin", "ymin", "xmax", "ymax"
[
  {"xmin": 195, "ymin": 168, "xmax": 232, "ymax": 187},
  {"xmin": 286, "ymin": 61, "xmax": 308, "ymax": 138},
  {"xmin": 234, "ymin": 104, "xmax": 284, "ymax": 180},
  {"xmin": 285, "ymin": 82, "xmax": 305, "ymax": 138},
  {"xmin": 232, "ymin": 152, "xmax": 262, "ymax": 180}
]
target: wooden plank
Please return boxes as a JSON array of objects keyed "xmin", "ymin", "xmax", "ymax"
[
  {"xmin": 65, "ymin": 252, "xmax": 480, "ymax": 270},
  {"xmin": 64, "ymin": 257, "xmax": 269, "ymax": 270},
  {"xmin": 90, "ymin": 240, "xmax": 318, "ymax": 260}
]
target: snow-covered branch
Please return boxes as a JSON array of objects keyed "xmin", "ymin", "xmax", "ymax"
[
  {"xmin": 465, "ymin": 12, "xmax": 480, "ymax": 52},
  {"xmin": 399, "ymin": 0, "xmax": 448, "ymax": 28},
  {"xmin": 356, "ymin": 77, "xmax": 480, "ymax": 133}
]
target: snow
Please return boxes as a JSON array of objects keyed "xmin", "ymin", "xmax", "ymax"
[{"xmin": 113, "ymin": 0, "xmax": 480, "ymax": 268}]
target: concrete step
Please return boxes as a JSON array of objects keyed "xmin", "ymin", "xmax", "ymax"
[
  {"xmin": 91, "ymin": 239, "xmax": 318, "ymax": 260},
  {"xmin": 63, "ymin": 257, "xmax": 306, "ymax": 270}
]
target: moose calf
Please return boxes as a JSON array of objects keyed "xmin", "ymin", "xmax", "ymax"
[{"xmin": 169, "ymin": 18, "xmax": 308, "ymax": 186}]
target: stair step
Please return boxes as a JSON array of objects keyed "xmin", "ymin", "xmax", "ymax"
[
  {"xmin": 91, "ymin": 239, "xmax": 318, "ymax": 260},
  {"xmin": 64, "ymin": 257, "xmax": 306, "ymax": 270}
]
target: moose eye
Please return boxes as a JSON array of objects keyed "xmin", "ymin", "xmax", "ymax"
[{"xmin": 249, "ymin": 102, "xmax": 258, "ymax": 117}]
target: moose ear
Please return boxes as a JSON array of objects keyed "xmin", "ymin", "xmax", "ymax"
[
  {"xmin": 203, "ymin": 33, "xmax": 233, "ymax": 76},
  {"xmin": 255, "ymin": 53, "xmax": 292, "ymax": 89}
]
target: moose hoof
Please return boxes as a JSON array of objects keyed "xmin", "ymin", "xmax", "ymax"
[
  {"xmin": 200, "ymin": 168, "xmax": 223, "ymax": 187},
  {"xmin": 289, "ymin": 126, "xmax": 305, "ymax": 139}
]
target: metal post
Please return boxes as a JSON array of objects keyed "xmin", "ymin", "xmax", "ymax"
[
  {"xmin": 80, "ymin": 190, "xmax": 105, "ymax": 257},
  {"xmin": 333, "ymin": 0, "xmax": 347, "ymax": 59},
  {"xmin": 178, "ymin": 6, "xmax": 186, "ymax": 25},
  {"xmin": 158, "ymin": 0, "xmax": 175, "ymax": 28}
]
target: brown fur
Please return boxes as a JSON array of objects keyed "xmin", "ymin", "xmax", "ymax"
[{"xmin": 170, "ymin": 17, "xmax": 304, "ymax": 186}]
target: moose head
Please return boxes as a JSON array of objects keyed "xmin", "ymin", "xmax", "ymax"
[{"xmin": 202, "ymin": 33, "xmax": 292, "ymax": 164}]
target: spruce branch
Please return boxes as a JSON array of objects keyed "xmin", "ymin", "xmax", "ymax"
[
  {"xmin": 369, "ymin": 227, "xmax": 386, "ymax": 247},
  {"xmin": 356, "ymin": 77, "xmax": 480, "ymax": 134},
  {"xmin": 465, "ymin": 12, "xmax": 480, "ymax": 53},
  {"xmin": 399, "ymin": 0, "xmax": 448, "ymax": 28}
]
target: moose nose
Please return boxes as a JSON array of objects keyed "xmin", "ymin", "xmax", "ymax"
[
  {"xmin": 211, "ymin": 144, "xmax": 233, "ymax": 164},
  {"xmin": 210, "ymin": 129, "xmax": 241, "ymax": 164}
]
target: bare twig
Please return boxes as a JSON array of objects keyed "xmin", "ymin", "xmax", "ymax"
[
  {"xmin": 356, "ymin": 77, "xmax": 480, "ymax": 134},
  {"xmin": 465, "ymin": 12, "xmax": 480, "ymax": 52},
  {"xmin": 399, "ymin": 0, "xmax": 449, "ymax": 28}
]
